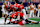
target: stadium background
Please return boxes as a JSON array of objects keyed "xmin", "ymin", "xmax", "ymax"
[{"xmin": 0, "ymin": 0, "xmax": 40, "ymax": 17}]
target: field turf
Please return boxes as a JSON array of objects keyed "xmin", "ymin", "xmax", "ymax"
[
  {"xmin": 0, "ymin": 17, "xmax": 40, "ymax": 27},
  {"xmin": 24, "ymin": 18, "xmax": 40, "ymax": 27},
  {"xmin": 7, "ymin": 18, "xmax": 40, "ymax": 27}
]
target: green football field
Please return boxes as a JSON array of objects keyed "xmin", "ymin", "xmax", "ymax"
[
  {"xmin": 24, "ymin": 18, "xmax": 40, "ymax": 27},
  {"xmin": 6, "ymin": 18, "xmax": 40, "ymax": 27},
  {"xmin": 0, "ymin": 17, "xmax": 40, "ymax": 27}
]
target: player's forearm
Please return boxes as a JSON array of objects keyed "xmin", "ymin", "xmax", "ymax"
[
  {"xmin": 5, "ymin": 15, "xmax": 8, "ymax": 18},
  {"xmin": 13, "ymin": 9, "xmax": 15, "ymax": 13},
  {"xmin": 21, "ymin": 9, "xmax": 22, "ymax": 13}
]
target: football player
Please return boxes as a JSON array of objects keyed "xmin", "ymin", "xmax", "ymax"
[
  {"xmin": 37, "ymin": 3, "xmax": 40, "ymax": 17},
  {"xmin": 2, "ymin": 2, "xmax": 6, "ymax": 18},
  {"xmin": 11, "ymin": 0, "xmax": 24, "ymax": 22},
  {"xmin": 34, "ymin": 4, "xmax": 38, "ymax": 16},
  {"xmin": 29, "ymin": 2, "xmax": 34, "ymax": 18},
  {"xmin": 4, "ymin": 2, "xmax": 12, "ymax": 24},
  {"xmin": 12, "ymin": 12, "xmax": 39, "ymax": 25}
]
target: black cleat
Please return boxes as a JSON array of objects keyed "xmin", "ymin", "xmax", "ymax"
[
  {"xmin": 7, "ymin": 22, "xmax": 11, "ymax": 24},
  {"xmin": 35, "ymin": 22, "xmax": 39, "ymax": 24}
]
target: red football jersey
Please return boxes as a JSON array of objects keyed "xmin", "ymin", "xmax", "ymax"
[
  {"xmin": 18, "ymin": 20, "xmax": 23, "ymax": 25},
  {"xmin": 16, "ymin": 12, "xmax": 24, "ymax": 17},
  {"xmin": 10, "ymin": 5, "xmax": 14, "ymax": 9},
  {"xmin": 12, "ymin": 12, "xmax": 24, "ymax": 18},
  {"xmin": 12, "ymin": 13, "xmax": 16, "ymax": 18},
  {"xmin": 13, "ymin": 3, "xmax": 24, "ymax": 11},
  {"xmin": 18, "ymin": 4, "xmax": 24, "ymax": 10}
]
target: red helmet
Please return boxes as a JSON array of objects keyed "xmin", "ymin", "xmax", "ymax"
[{"xmin": 7, "ymin": 2, "xmax": 11, "ymax": 5}]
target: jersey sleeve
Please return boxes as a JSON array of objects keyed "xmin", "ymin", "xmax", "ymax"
[
  {"xmin": 10, "ymin": 5, "xmax": 12, "ymax": 9},
  {"xmin": 5, "ymin": 4, "xmax": 7, "ymax": 8},
  {"xmin": 21, "ymin": 5, "xmax": 24, "ymax": 9}
]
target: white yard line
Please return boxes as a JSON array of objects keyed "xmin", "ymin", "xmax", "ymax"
[
  {"xmin": 29, "ymin": 20, "xmax": 40, "ymax": 23},
  {"xmin": 0, "ymin": 24, "xmax": 22, "ymax": 27},
  {"xmin": 0, "ymin": 25, "xmax": 21, "ymax": 27}
]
